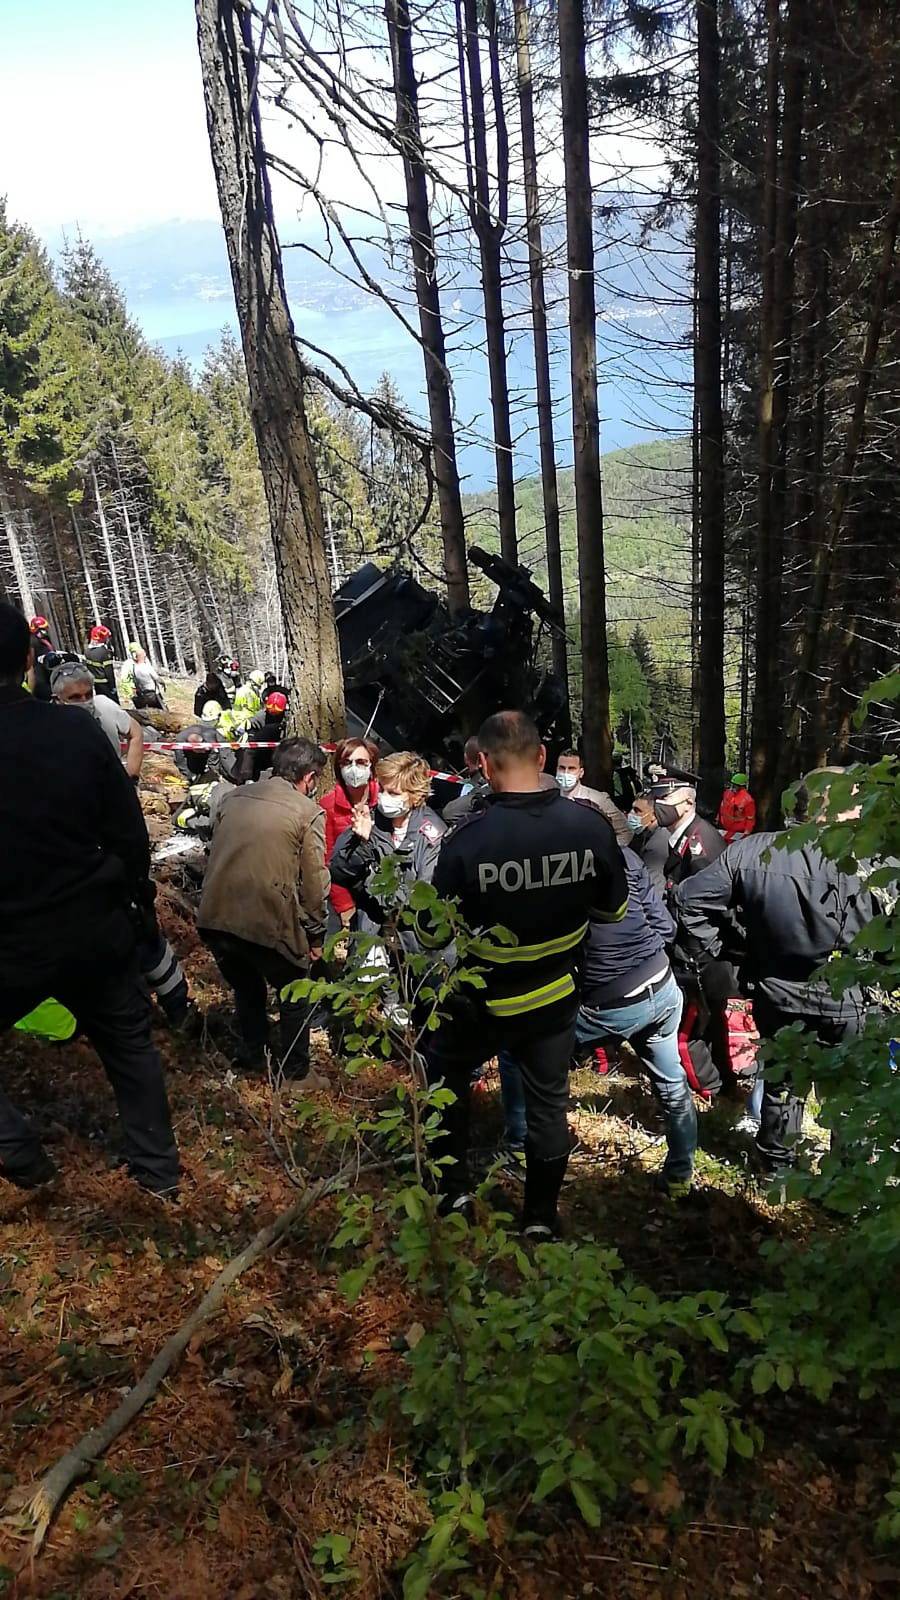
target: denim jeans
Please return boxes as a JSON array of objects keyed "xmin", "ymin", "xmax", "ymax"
[
  {"xmin": 498, "ymin": 1050, "xmax": 527, "ymax": 1146},
  {"xmin": 576, "ymin": 970, "xmax": 697, "ymax": 1181}
]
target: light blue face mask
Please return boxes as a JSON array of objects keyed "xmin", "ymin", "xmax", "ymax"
[
  {"xmin": 626, "ymin": 811, "xmax": 643, "ymax": 833},
  {"xmin": 556, "ymin": 769, "xmax": 578, "ymax": 792}
]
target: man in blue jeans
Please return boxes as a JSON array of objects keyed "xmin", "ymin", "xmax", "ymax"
[{"xmin": 575, "ymin": 847, "xmax": 697, "ymax": 1193}]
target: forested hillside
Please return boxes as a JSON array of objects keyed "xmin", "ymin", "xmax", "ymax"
[{"xmin": 467, "ymin": 437, "xmax": 696, "ymax": 760}]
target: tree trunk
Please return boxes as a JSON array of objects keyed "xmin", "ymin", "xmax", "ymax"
[
  {"xmin": 195, "ymin": 0, "xmax": 346, "ymax": 738},
  {"xmin": 775, "ymin": 171, "xmax": 900, "ymax": 790},
  {"xmin": 458, "ymin": 0, "xmax": 517, "ymax": 565},
  {"xmin": 558, "ymin": 0, "xmax": 612, "ymax": 788},
  {"xmin": 749, "ymin": 0, "xmax": 781, "ymax": 807},
  {"xmin": 690, "ymin": 281, "xmax": 701, "ymax": 775},
  {"xmin": 111, "ymin": 439, "xmax": 156, "ymax": 662},
  {"xmin": 164, "ymin": 568, "xmax": 188, "ymax": 675},
  {"xmin": 385, "ymin": 0, "xmax": 470, "ymax": 614},
  {"xmin": 695, "ymin": 0, "xmax": 726, "ymax": 813},
  {"xmin": 71, "ymin": 506, "xmax": 101, "ymax": 631},
  {"xmin": 0, "ymin": 475, "xmax": 35, "ymax": 617},
  {"xmin": 184, "ymin": 568, "xmax": 222, "ymax": 661},
  {"xmin": 48, "ymin": 507, "xmax": 80, "ymax": 646},
  {"xmin": 139, "ymin": 527, "xmax": 170, "ymax": 668},
  {"xmin": 513, "ymin": 0, "xmax": 568, "ymax": 697},
  {"xmin": 92, "ymin": 465, "xmax": 131, "ymax": 654}
]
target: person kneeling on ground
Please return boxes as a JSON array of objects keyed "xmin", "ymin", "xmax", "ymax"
[
  {"xmin": 198, "ymin": 737, "xmax": 330, "ymax": 1085},
  {"xmin": 0, "ymin": 602, "xmax": 180, "ymax": 1196}
]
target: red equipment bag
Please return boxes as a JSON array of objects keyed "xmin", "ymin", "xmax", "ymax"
[{"xmin": 722, "ymin": 996, "xmax": 760, "ymax": 1080}]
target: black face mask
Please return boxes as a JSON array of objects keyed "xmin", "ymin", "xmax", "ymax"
[{"xmin": 654, "ymin": 800, "xmax": 681, "ymax": 829}]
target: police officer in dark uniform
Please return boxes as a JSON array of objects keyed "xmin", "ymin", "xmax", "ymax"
[
  {"xmin": 418, "ymin": 711, "xmax": 629, "ymax": 1239},
  {"xmin": 651, "ymin": 780, "xmax": 725, "ymax": 899}
]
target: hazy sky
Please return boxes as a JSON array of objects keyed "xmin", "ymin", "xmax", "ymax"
[{"xmin": 2, "ymin": 0, "xmax": 219, "ymax": 234}]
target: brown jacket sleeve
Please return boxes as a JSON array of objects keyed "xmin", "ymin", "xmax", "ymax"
[{"xmin": 298, "ymin": 809, "xmax": 330, "ymax": 944}]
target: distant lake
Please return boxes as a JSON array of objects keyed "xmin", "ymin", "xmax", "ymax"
[{"xmin": 80, "ymin": 219, "xmax": 692, "ymax": 494}]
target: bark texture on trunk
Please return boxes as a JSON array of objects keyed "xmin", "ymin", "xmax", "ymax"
[
  {"xmin": 750, "ymin": 0, "xmax": 781, "ymax": 808},
  {"xmin": 196, "ymin": 0, "xmax": 345, "ymax": 739},
  {"xmin": 92, "ymin": 464, "xmax": 130, "ymax": 653},
  {"xmin": 751, "ymin": 0, "xmax": 807, "ymax": 819},
  {"xmin": 513, "ymin": 0, "xmax": 568, "ymax": 699},
  {"xmin": 558, "ymin": 0, "xmax": 612, "ymax": 789},
  {"xmin": 775, "ymin": 171, "xmax": 900, "ymax": 791},
  {"xmin": 385, "ymin": 0, "xmax": 470, "ymax": 613},
  {"xmin": 0, "ymin": 475, "xmax": 34, "ymax": 617},
  {"xmin": 695, "ymin": 0, "xmax": 726, "ymax": 813},
  {"xmin": 459, "ymin": 0, "xmax": 517, "ymax": 565}
]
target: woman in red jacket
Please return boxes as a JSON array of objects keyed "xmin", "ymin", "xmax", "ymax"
[{"xmin": 320, "ymin": 737, "xmax": 380, "ymax": 928}]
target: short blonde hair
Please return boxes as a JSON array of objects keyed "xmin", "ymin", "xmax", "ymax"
[{"xmin": 376, "ymin": 750, "xmax": 431, "ymax": 809}]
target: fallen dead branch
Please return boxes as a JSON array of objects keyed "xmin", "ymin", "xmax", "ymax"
[{"xmin": 15, "ymin": 1160, "xmax": 358, "ymax": 1553}]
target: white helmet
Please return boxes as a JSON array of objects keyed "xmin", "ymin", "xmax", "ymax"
[{"xmin": 201, "ymin": 700, "xmax": 223, "ymax": 725}]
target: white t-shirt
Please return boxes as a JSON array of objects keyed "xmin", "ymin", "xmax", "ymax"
[
  {"xmin": 132, "ymin": 659, "xmax": 159, "ymax": 693},
  {"xmin": 92, "ymin": 694, "xmax": 134, "ymax": 757}
]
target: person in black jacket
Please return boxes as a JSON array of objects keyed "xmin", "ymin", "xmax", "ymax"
[
  {"xmin": 674, "ymin": 799, "xmax": 880, "ymax": 1176},
  {"xmin": 652, "ymin": 781, "xmax": 725, "ymax": 898},
  {"xmin": 416, "ymin": 711, "xmax": 629, "ymax": 1237},
  {"xmin": 29, "ymin": 615, "xmax": 55, "ymax": 701},
  {"xmin": 442, "ymin": 735, "xmax": 491, "ymax": 827},
  {"xmin": 193, "ymin": 668, "xmax": 232, "ymax": 719},
  {"xmin": 85, "ymin": 624, "xmax": 119, "ymax": 703},
  {"xmin": 0, "ymin": 602, "xmax": 180, "ymax": 1195},
  {"xmin": 575, "ymin": 847, "xmax": 696, "ymax": 1192},
  {"xmin": 628, "ymin": 794, "xmax": 669, "ymax": 895}
]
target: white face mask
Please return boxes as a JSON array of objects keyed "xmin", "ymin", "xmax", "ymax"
[
  {"xmin": 556, "ymin": 769, "xmax": 579, "ymax": 792},
  {"xmin": 378, "ymin": 790, "xmax": 408, "ymax": 820},
  {"xmin": 341, "ymin": 762, "xmax": 371, "ymax": 788}
]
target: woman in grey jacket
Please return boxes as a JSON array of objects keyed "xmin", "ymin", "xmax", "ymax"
[{"xmin": 330, "ymin": 750, "xmax": 445, "ymax": 955}]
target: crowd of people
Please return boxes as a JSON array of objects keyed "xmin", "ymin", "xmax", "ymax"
[{"xmin": 0, "ymin": 599, "xmax": 880, "ymax": 1241}]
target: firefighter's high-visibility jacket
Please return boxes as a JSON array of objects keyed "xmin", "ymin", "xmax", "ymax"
[
  {"xmin": 421, "ymin": 786, "xmax": 629, "ymax": 1020},
  {"xmin": 233, "ymin": 681, "xmax": 262, "ymax": 719}
]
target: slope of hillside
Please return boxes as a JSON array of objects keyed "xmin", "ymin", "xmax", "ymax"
[{"xmin": 465, "ymin": 437, "xmax": 692, "ymax": 668}]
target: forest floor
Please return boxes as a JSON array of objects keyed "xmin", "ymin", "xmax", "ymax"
[{"xmin": 0, "ymin": 747, "xmax": 896, "ymax": 1599}]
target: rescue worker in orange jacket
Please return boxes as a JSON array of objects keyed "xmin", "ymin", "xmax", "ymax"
[{"xmin": 718, "ymin": 774, "xmax": 756, "ymax": 844}]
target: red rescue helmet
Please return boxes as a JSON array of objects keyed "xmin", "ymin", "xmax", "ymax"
[
  {"xmin": 264, "ymin": 691, "xmax": 288, "ymax": 715},
  {"xmin": 89, "ymin": 624, "xmax": 111, "ymax": 643},
  {"xmin": 29, "ymin": 615, "xmax": 49, "ymax": 634}
]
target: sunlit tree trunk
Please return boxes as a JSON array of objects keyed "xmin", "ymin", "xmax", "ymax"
[
  {"xmin": 196, "ymin": 0, "xmax": 346, "ymax": 736},
  {"xmin": 385, "ymin": 0, "xmax": 470, "ymax": 613}
]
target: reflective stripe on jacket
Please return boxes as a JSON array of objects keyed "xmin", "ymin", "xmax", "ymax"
[{"xmin": 424, "ymin": 787, "xmax": 629, "ymax": 1020}]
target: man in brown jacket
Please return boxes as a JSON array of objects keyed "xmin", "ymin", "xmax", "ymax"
[{"xmin": 199, "ymin": 738, "xmax": 329, "ymax": 1081}]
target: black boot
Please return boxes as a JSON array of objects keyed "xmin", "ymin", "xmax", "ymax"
[{"xmin": 521, "ymin": 1148, "xmax": 568, "ymax": 1239}]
